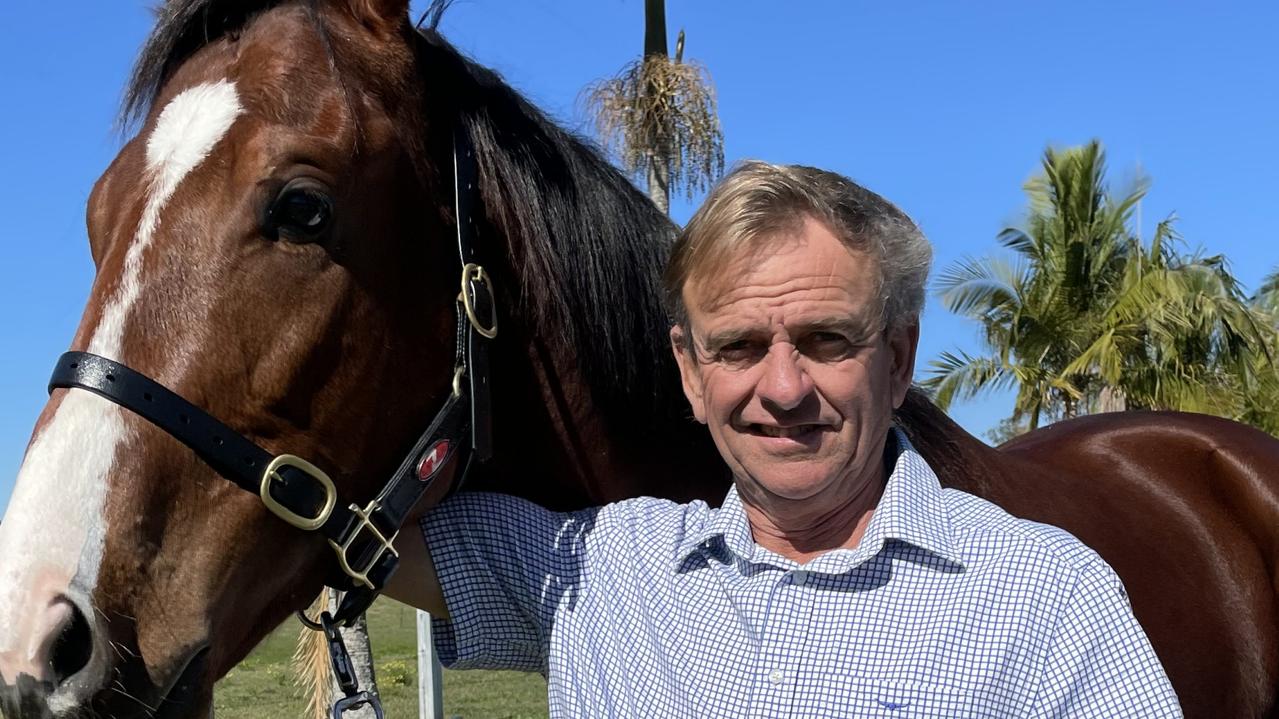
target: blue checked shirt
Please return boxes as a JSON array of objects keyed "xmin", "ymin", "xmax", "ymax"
[{"xmin": 423, "ymin": 430, "xmax": 1182, "ymax": 717}]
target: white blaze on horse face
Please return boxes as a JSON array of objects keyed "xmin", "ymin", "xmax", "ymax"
[
  {"xmin": 0, "ymin": 80, "xmax": 244, "ymax": 686},
  {"xmin": 93, "ymin": 79, "xmax": 246, "ymax": 354}
]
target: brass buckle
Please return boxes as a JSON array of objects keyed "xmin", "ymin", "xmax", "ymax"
[
  {"xmin": 260, "ymin": 454, "xmax": 337, "ymax": 531},
  {"xmin": 459, "ymin": 263, "xmax": 498, "ymax": 339},
  {"xmin": 328, "ymin": 501, "xmax": 400, "ymax": 590}
]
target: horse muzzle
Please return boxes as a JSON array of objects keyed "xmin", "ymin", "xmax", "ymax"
[
  {"xmin": 0, "ymin": 587, "xmax": 106, "ymax": 718},
  {"xmin": 0, "ymin": 586, "xmax": 209, "ymax": 719}
]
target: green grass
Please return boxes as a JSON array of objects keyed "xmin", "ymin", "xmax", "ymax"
[{"xmin": 214, "ymin": 599, "xmax": 548, "ymax": 719}]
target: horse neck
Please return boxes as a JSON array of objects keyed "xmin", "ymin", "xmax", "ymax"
[{"xmin": 894, "ymin": 388, "xmax": 1005, "ymax": 496}]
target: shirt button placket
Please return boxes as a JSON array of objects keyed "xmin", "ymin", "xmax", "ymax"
[{"xmin": 749, "ymin": 571, "xmax": 812, "ymax": 717}]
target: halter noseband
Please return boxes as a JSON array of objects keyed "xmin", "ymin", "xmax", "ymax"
[{"xmin": 46, "ymin": 128, "xmax": 495, "ymax": 627}]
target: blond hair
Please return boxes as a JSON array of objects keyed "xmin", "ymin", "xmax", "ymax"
[{"xmin": 664, "ymin": 161, "xmax": 932, "ymax": 331}]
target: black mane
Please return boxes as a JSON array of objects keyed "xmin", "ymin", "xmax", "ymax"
[
  {"xmin": 413, "ymin": 30, "xmax": 683, "ymax": 420},
  {"xmin": 124, "ymin": 0, "xmax": 691, "ymax": 438},
  {"xmin": 126, "ymin": 0, "xmax": 268, "ymax": 125}
]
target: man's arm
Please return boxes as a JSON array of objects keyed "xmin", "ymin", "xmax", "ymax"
[
  {"xmin": 1030, "ymin": 559, "xmax": 1182, "ymax": 718},
  {"xmin": 381, "ymin": 492, "xmax": 598, "ymax": 672},
  {"xmin": 383, "ymin": 522, "xmax": 448, "ymax": 617}
]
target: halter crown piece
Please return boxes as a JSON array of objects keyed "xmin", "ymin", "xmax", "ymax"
[{"xmin": 46, "ymin": 128, "xmax": 494, "ymax": 719}]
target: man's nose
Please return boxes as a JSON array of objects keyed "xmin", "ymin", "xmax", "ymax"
[{"xmin": 757, "ymin": 344, "xmax": 813, "ymax": 411}]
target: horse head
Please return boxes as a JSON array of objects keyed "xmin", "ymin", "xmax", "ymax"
[
  {"xmin": 0, "ymin": 0, "xmax": 468, "ymax": 715},
  {"xmin": 0, "ymin": 0, "xmax": 731, "ymax": 712}
]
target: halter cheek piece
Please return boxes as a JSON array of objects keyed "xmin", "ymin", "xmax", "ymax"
[{"xmin": 46, "ymin": 130, "xmax": 493, "ymax": 701}]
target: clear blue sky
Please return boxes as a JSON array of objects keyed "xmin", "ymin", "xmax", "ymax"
[{"xmin": 2, "ymin": 1, "xmax": 1276, "ymax": 514}]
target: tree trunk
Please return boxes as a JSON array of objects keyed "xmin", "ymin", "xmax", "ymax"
[
  {"xmin": 1098, "ymin": 385, "xmax": 1127, "ymax": 413},
  {"xmin": 643, "ymin": 0, "xmax": 667, "ymax": 58},
  {"xmin": 643, "ymin": 0, "xmax": 671, "ymax": 214},
  {"xmin": 327, "ymin": 588, "xmax": 380, "ymax": 718},
  {"xmin": 647, "ymin": 159, "xmax": 670, "ymax": 215}
]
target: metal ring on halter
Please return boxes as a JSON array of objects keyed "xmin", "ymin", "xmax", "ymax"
[
  {"xmin": 452, "ymin": 365, "xmax": 466, "ymax": 397},
  {"xmin": 459, "ymin": 263, "xmax": 498, "ymax": 339},
  {"xmin": 296, "ymin": 608, "xmax": 325, "ymax": 632}
]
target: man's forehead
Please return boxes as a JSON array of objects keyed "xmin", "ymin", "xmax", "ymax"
[
  {"xmin": 682, "ymin": 252, "xmax": 880, "ymax": 317},
  {"xmin": 682, "ymin": 274, "xmax": 883, "ymax": 339},
  {"xmin": 695, "ymin": 313, "xmax": 878, "ymax": 341},
  {"xmin": 687, "ymin": 221, "xmax": 874, "ymax": 287}
]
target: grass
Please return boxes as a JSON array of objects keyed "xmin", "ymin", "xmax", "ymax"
[{"xmin": 214, "ymin": 599, "xmax": 548, "ymax": 719}]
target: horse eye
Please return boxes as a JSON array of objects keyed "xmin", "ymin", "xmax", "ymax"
[{"xmin": 265, "ymin": 184, "xmax": 333, "ymax": 242}]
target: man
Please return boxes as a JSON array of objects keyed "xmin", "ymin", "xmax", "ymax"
[{"xmin": 387, "ymin": 162, "xmax": 1181, "ymax": 717}]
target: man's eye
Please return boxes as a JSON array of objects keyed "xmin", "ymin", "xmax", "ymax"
[
  {"xmin": 714, "ymin": 341, "xmax": 764, "ymax": 364},
  {"xmin": 800, "ymin": 333, "xmax": 854, "ymax": 360}
]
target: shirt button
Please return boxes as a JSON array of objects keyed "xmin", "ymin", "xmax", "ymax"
[
  {"xmin": 792, "ymin": 570, "xmax": 808, "ymax": 586},
  {"xmin": 768, "ymin": 669, "xmax": 784, "ymax": 685}
]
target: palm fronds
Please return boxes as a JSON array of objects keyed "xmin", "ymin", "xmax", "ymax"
[
  {"xmin": 585, "ymin": 53, "xmax": 724, "ymax": 202},
  {"xmin": 928, "ymin": 141, "xmax": 1276, "ymax": 433}
]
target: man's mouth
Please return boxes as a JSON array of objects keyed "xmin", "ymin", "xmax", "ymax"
[{"xmin": 750, "ymin": 424, "xmax": 823, "ymax": 439}]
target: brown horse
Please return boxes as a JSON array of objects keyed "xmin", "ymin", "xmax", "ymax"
[{"xmin": 0, "ymin": 0, "xmax": 1275, "ymax": 717}]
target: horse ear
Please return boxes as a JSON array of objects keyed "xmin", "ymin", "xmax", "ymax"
[{"xmin": 343, "ymin": 0, "xmax": 411, "ymax": 31}]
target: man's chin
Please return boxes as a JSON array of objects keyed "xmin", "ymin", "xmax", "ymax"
[{"xmin": 736, "ymin": 467, "xmax": 842, "ymax": 504}]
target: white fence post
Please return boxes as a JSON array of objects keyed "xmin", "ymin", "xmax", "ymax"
[{"xmin": 417, "ymin": 610, "xmax": 444, "ymax": 719}]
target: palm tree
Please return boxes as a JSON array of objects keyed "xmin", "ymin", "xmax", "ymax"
[
  {"xmin": 1239, "ymin": 266, "xmax": 1279, "ymax": 435},
  {"xmin": 926, "ymin": 141, "xmax": 1273, "ymax": 429},
  {"xmin": 584, "ymin": 0, "xmax": 723, "ymax": 214},
  {"xmin": 926, "ymin": 141, "xmax": 1133, "ymax": 427},
  {"xmin": 1256, "ymin": 267, "xmax": 1279, "ymax": 316},
  {"xmin": 1066, "ymin": 234, "xmax": 1272, "ymax": 415}
]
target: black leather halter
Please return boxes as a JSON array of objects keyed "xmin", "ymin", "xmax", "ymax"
[{"xmin": 46, "ymin": 128, "xmax": 496, "ymax": 626}]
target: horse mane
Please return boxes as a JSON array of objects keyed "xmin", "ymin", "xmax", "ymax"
[
  {"xmin": 123, "ymin": 0, "xmax": 690, "ymax": 431},
  {"xmin": 125, "ymin": 0, "xmax": 276, "ymax": 125},
  {"xmin": 413, "ymin": 30, "xmax": 684, "ymax": 421},
  {"xmin": 895, "ymin": 388, "xmax": 1000, "ymax": 496}
]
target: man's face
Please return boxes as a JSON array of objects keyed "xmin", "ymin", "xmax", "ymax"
[{"xmin": 672, "ymin": 216, "xmax": 919, "ymax": 504}]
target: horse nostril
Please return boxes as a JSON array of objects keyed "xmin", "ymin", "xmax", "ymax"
[{"xmin": 49, "ymin": 601, "xmax": 93, "ymax": 684}]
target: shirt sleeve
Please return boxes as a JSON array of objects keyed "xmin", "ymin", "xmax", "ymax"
[
  {"xmin": 420, "ymin": 492, "xmax": 598, "ymax": 673},
  {"xmin": 1029, "ymin": 558, "xmax": 1183, "ymax": 718}
]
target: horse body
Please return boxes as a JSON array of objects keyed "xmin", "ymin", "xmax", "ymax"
[{"xmin": 0, "ymin": 0, "xmax": 1275, "ymax": 717}]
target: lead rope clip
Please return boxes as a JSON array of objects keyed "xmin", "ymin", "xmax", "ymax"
[
  {"xmin": 333, "ymin": 691, "xmax": 384, "ymax": 719},
  {"xmin": 300, "ymin": 610, "xmax": 386, "ymax": 719}
]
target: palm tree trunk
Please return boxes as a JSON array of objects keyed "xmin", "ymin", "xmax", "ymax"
[
  {"xmin": 647, "ymin": 160, "xmax": 670, "ymax": 215},
  {"xmin": 1098, "ymin": 385, "xmax": 1127, "ymax": 412},
  {"xmin": 327, "ymin": 588, "xmax": 380, "ymax": 718},
  {"xmin": 643, "ymin": 0, "xmax": 671, "ymax": 214},
  {"xmin": 644, "ymin": 0, "xmax": 667, "ymax": 58}
]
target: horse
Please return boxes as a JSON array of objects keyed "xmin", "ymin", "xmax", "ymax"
[{"xmin": 0, "ymin": 0, "xmax": 1274, "ymax": 717}]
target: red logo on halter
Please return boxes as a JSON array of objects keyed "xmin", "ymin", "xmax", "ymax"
[{"xmin": 416, "ymin": 440, "xmax": 451, "ymax": 482}]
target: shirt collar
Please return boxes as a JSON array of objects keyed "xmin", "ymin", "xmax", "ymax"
[{"xmin": 675, "ymin": 428, "xmax": 966, "ymax": 573}]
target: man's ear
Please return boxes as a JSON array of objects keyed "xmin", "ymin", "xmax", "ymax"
[
  {"xmin": 887, "ymin": 321, "xmax": 920, "ymax": 410},
  {"xmin": 670, "ymin": 325, "xmax": 707, "ymax": 424}
]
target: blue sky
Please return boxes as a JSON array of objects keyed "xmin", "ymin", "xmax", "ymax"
[{"xmin": 1, "ymin": 1, "xmax": 1276, "ymax": 514}]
